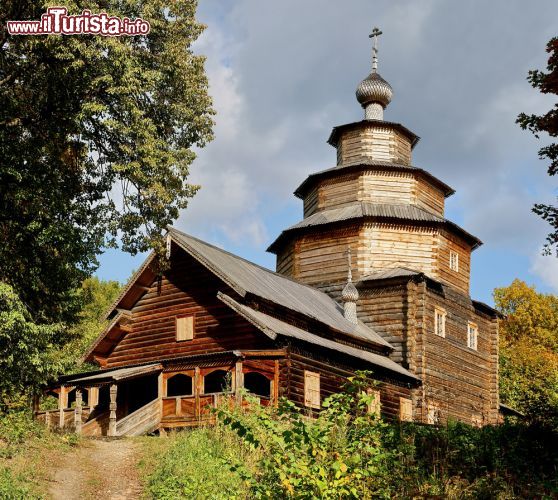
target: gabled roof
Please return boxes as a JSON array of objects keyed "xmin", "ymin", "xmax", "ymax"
[
  {"xmin": 294, "ymin": 161, "xmax": 455, "ymax": 199},
  {"xmin": 327, "ymin": 119, "xmax": 420, "ymax": 149},
  {"xmin": 169, "ymin": 228, "xmax": 391, "ymax": 349},
  {"xmin": 97, "ymin": 228, "xmax": 392, "ymax": 359},
  {"xmin": 218, "ymin": 292, "xmax": 419, "ymax": 382},
  {"xmin": 267, "ymin": 202, "xmax": 482, "ymax": 253}
]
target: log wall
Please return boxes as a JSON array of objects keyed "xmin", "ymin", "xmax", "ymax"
[
  {"xmin": 336, "ymin": 125, "xmax": 412, "ymax": 166},
  {"xmin": 104, "ymin": 249, "xmax": 273, "ymax": 368},
  {"xmin": 284, "ymin": 346, "xmax": 414, "ymax": 420},
  {"xmin": 361, "ymin": 223, "xmax": 438, "ymax": 277},
  {"xmin": 302, "ymin": 170, "xmax": 446, "ymax": 218},
  {"xmin": 436, "ymin": 230, "xmax": 471, "ymax": 294},
  {"xmin": 356, "ymin": 279, "xmax": 499, "ymax": 425}
]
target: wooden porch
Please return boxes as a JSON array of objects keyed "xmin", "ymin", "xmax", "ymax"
[{"xmin": 35, "ymin": 353, "xmax": 281, "ymax": 437}]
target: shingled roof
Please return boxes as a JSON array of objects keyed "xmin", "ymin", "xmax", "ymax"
[
  {"xmin": 327, "ymin": 119, "xmax": 420, "ymax": 149},
  {"xmin": 218, "ymin": 292, "xmax": 419, "ymax": 382},
  {"xmin": 267, "ymin": 202, "xmax": 482, "ymax": 253},
  {"xmin": 169, "ymin": 228, "xmax": 391, "ymax": 349},
  {"xmin": 294, "ymin": 161, "xmax": 455, "ymax": 199}
]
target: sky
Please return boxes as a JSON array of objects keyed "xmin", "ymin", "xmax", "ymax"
[{"xmin": 96, "ymin": 0, "xmax": 558, "ymax": 306}]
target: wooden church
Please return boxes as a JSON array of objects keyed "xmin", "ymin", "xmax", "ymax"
[{"xmin": 36, "ymin": 30, "xmax": 503, "ymax": 436}]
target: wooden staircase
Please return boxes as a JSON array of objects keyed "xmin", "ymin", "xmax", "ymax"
[{"xmin": 115, "ymin": 399, "xmax": 160, "ymax": 437}]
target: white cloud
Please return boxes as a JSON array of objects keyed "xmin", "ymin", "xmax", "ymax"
[{"xmin": 530, "ymin": 251, "xmax": 558, "ymax": 292}]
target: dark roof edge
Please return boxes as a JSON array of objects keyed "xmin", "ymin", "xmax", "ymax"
[
  {"xmin": 499, "ymin": 403, "xmax": 525, "ymax": 418},
  {"xmin": 328, "ymin": 120, "xmax": 420, "ymax": 149},
  {"xmin": 267, "ymin": 215, "xmax": 482, "ymax": 254},
  {"xmin": 294, "ymin": 162, "xmax": 455, "ymax": 199}
]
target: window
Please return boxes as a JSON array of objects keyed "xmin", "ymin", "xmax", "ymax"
[
  {"xmin": 204, "ymin": 370, "xmax": 230, "ymax": 394},
  {"xmin": 244, "ymin": 372, "xmax": 271, "ymax": 398},
  {"xmin": 166, "ymin": 373, "xmax": 193, "ymax": 397},
  {"xmin": 434, "ymin": 307, "xmax": 446, "ymax": 338},
  {"xmin": 449, "ymin": 251, "xmax": 459, "ymax": 272},
  {"xmin": 304, "ymin": 371, "xmax": 320, "ymax": 409},
  {"xmin": 467, "ymin": 322, "xmax": 478, "ymax": 350},
  {"xmin": 366, "ymin": 389, "xmax": 381, "ymax": 417},
  {"xmin": 176, "ymin": 315, "xmax": 194, "ymax": 341},
  {"xmin": 399, "ymin": 397, "xmax": 413, "ymax": 422}
]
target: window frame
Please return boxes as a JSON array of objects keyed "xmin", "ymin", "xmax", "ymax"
[
  {"xmin": 434, "ymin": 307, "xmax": 447, "ymax": 338},
  {"xmin": 175, "ymin": 314, "xmax": 195, "ymax": 342},
  {"xmin": 304, "ymin": 370, "xmax": 321, "ymax": 409},
  {"xmin": 467, "ymin": 321, "xmax": 478, "ymax": 350},
  {"xmin": 449, "ymin": 251, "xmax": 459, "ymax": 272}
]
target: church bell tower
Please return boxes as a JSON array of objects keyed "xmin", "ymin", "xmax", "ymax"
[{"xmin": 268, "ymin": 28, "xmax": 480, "ymax": 299}]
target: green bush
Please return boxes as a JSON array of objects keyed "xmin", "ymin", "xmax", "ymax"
[
  {"xmin": 0, "ymin": 467, "xmax": 35, "ymax": 500},
  {"xmin": 147, "ymin": 373, "xmax": 558, "ymax": 499}
]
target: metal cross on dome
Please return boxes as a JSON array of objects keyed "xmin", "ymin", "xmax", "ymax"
[{"xmin": 369, "ymin": 26, "xmax": 382, "ymax": 73}]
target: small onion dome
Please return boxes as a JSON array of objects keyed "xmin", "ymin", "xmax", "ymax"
[
  {"xmin": 355, "ymin": 72, "xmax": 393, "ymax": 109},
  {"xmin": 341, "ymin": 281, "xmax": 359, "ymax": 303}
]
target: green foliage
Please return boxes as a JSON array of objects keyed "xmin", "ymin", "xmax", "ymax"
[
  {"xmin": 217, "ymin": 373, "xmax": 399, "ymax": 499},
  {"xmin": 0, "ymin": 0, "xmax": 214, "ymax": 323},
  {"xmin": 0, "ymin": 410, "xmax": 80, "ymax": 498},
  {"xmin": 0, "ymin": 468, "xmax": 35, "ymax": 500},
  {"xmin": 517, "ymin": 36, "xmax": 558, "ymax": 253},
  {"xmin": 494, "ymin": 279, "xmax": 558, "ymax": 427},
  {"xmin": 145, "ymin": 374, "xmax": 557, "ymax": 498},
  {"xmin": 0, "ymin": 283, "xmax": 66, "ymax": 409},
  {"xmin": 145, "ymin": 427, "xmax": 250, "ymax": 499},
  {"xmin": 60, "ymin": 277, "xmax": 121, "ymax": 371}
]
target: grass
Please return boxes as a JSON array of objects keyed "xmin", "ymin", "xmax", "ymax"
[
  {"xmin": 140, "ymin": 426, "xmax": 255, "ymax": 500},
  {"xmin": 0, "ymin": 411, "xmax": 81, "ymax": 499}
]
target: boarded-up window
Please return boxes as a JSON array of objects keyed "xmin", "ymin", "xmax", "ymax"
[
  {"xmin": 176, "ymin": 316, "xmax": 194, "ymax": 341},
  {"xmin": 304, "ymin": 371, "xmax": 320, "ymax": 409},
  {"xmin": 399, "ymin": 397, "xmax": 413, "ymax": 422},
  {"xmin": 366, "ymin": 389, "xmax": 381, "ymax": 417},
  {"xmin": 434, "ymin": 307, "xmax": 446, "ymax": 338},
  {"xmin": 467, "ymin": 322, "xmax": 478, "ymax": 350},
  {"xmin": 449, "ymin": 251, "xmax": 459, "ymax": 272}
]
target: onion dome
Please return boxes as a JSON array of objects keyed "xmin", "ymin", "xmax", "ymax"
[
  {"xmin": 356, "ymin": 72, "xmax": 393, "ymax": 109},
  {"xmin": 356, "ymin": 26, "xmax": 392, "ymax": 120},
  {"xmin": 341, "ymin": 280, "xmax": 359, "ymax": 303}
]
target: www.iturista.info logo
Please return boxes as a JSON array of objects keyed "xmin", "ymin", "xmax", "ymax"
[{"xmin": 7, "ymin": 7, "xmax": 150, "ymax": 36}]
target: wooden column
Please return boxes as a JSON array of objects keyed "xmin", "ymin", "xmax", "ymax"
[
  {"xmin": 273, "ymin": 360, "xmax": 280, "ymax": 405},
  {"xmin": 89, "ymin": 387, "xmax": 99, "ymax": 408},
  {"xmin": 32, "ymin": 393, "xmax": 40, "ymax": 417},
  {"xmin": 194, "ymin": 367, "xmax": 201, "ymax": 420},
  {"xmin": 234, "ymin": 361, "xmax": 244, "ymax": 404},
  {"xmin": 157, "ymin": 372, "xmax": 164, "ymax": 419},
  {"xmin": 45, "ymin": 411, "xmax": 51, "ymax": 429},
  {"xmin": 74, "ymin": 390, "xmax": 82, "ymax": 434},
  {"xmin": 59, "ymin": 385, "xmax": 67, "ymax": 429},
  {"xmin": 108, "ymin": 384, "xmax": 117, "ymax": 437}
]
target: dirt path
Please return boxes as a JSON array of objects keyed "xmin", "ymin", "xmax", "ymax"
[{"xmin": 49, "ymin": 439, "xmax": 144, "ymax": 500}]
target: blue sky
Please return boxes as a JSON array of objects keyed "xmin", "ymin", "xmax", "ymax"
[{"xmin": 96, "ymin": 0, "xmax": 558, "ymax": 306}]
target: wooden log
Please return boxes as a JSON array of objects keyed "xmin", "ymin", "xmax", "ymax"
[
  {"xmin": 235, "ymin": 360, "xmax": 243, "ymax": 405},
  {"xmin": 108, "ymin": 384, "xmax": 117, "ymax": 437},
  {"xmin": 74, "ymin": 390, "xmax": 82, "ymax": 434}
]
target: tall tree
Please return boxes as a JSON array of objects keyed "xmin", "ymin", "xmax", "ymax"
[
  {"xmin": 517, "ymin": 36, "xmax": 558, "ymax": 254},
  {"xmin": 494, "ymin": 280, "xmax": 558, "ymax": 427},
  {"xmin": 61, "ymin": 277, "xmax": 122, "ymax": 372},
  {"xmin": 0, "ymin": 0, "xmax": 214, "ymax": 323}
]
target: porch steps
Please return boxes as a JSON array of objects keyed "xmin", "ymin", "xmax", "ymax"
[{"xmin": 115, "ymin": 399, "xmax": 160, "ymax": 436}]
